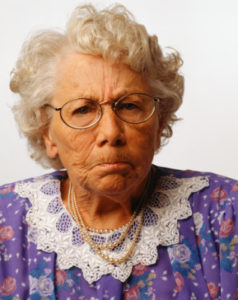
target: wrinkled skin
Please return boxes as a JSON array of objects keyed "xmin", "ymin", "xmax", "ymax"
[{"xmin": 43, "ymin": 51, "xmax": 161, "ymax": 228}]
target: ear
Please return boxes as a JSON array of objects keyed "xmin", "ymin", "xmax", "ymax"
[
  {"xmin": 154, "ymin": 113, "xmax": 163, "ymax": 151},
  {"xmin": 155, "ymin": 126, "xmax": 163, "ymax": 151},
  {"xmin": 42, "ymin": 130, "xmax": 59, "ymax": 159}
]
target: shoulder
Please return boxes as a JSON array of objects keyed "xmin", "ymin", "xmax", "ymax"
[
  {"xmin": 0, "ymin": 170, "xmax": 67, "ymax": 216},
  {"xmin": 154, "ymin": 164, "xmax": 237, "ymax": 182},
  {"xmin": 153, "ymin": 164, "xmax": 238, "ymax": 224},
  {"xmin": 154, "ymin": 164, "xmax": 238, "ymax": 243},
  {"xmin": 0, "ymin": 170, "xmax": 67, "ymax": 191},
  {"xmin": 153, "ymin": 164, "xmax": 237, "ymax": 197}
]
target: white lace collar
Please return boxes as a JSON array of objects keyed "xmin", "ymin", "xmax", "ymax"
[{"xmin": 14, "ymin": 169, "xmax": 209, "ymax": 284}]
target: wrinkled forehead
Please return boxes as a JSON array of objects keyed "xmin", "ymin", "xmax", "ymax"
[{"xmin": 52, "ymin": 50, "xmax": 150, "ymax": 106}]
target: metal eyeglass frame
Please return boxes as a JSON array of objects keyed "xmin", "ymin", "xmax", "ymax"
[{"xmin": 44, "ymin": 93, "xmax": 159, "ymax": 129}]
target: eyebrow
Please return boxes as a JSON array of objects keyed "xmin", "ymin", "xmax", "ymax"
[{"xmin": 74, "ymin": 89, "xmax": 150, "ymax": 101}]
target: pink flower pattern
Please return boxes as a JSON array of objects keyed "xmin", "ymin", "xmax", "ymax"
[
  {"xmin": 124, "ymin": 286, "xmax": 140, "ymax": 300},
  {"xmin": 0, "ymin": 225, "xmax": 14, "ymax": 243},
  {"xmin": 0, "ymin": 186, "xmax": 14, "ymax": 194},
  {"xmin": 207, "ymin": 282, "xmax": 219, "ymax": 298},
  {"xmin": 174, "ymin": 272, "xmax": 184, "ymax": 292},
  {"xmin": 0, "ymin": 277, "xmax": 16, "ymax": 296},
  {"xmin": 0, "ymin": 168, "xmax": 238, "ymax": 299},
  {"xmin": 210, "ymin": 187, "xmax": 228, "ymax": 202},
  {"xmin": 55, "ymin": 269, "xmax": 67, "ymax": 286},
  {"xmin": 132, "ymin": 264, "xmax": 148, "ymax": 276},
  {"xmin": 232, "ymin": 182, "xmax": 238, "ymax": 192},
  {"xmin": 220, "ymin": 219, "xmax": 234, "ymax": 237}
]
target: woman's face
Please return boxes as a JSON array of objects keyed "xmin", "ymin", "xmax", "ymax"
[{"xmin": 44, "ymin": 51, "xmax": 161, "ymax": 198}]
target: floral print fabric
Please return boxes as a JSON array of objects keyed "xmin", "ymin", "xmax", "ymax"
[
  {"xmin": 15, "ymin": 170, "xmax": 208, "ymax": 284},
  {"xmin": 0, "ymin": 166, "xmax": 238, "ymax": 299}
]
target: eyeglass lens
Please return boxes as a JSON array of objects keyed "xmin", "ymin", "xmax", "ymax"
[{"xmin": 60, "ymin": 94, "xmax": 156, "ymax": 129}]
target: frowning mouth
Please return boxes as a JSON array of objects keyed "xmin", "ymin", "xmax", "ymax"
[
  {"xmin": 89, "ymin": 155, "xmax": 134, "ymax": 170},
  {"xmin": 98, "ymin": 162, "xmax": 130, "ymax": 167},
  {"xmin": 94, "ymin": 160, "xmax": 134, "ymax": 172}
]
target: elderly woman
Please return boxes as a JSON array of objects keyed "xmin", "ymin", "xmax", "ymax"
[{"xmin": 0, "ymin": 4, "xmax": 238, "ymax": 299}]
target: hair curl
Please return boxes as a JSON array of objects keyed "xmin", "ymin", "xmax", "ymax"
[{"xmin": 10, "ymin": 4, "xmax": 184, "ymax": 169}]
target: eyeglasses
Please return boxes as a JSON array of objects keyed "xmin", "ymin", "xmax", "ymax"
[{"xmin": 44, "ymin": 93, "xmax": 159, "ymax": 129}]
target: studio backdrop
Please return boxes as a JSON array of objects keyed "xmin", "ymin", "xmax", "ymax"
[{"xmin": 0, "ymin": 0, "xmax": 237, "ymax": 185}]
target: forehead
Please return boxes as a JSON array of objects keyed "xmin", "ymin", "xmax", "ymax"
[{"xmin": 53, "ymin": 50, "xmax": 150, "ymax": 105}]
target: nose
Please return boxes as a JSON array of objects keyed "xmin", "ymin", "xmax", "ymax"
[{"xmin": 95, "ymin": 105, "xmax": 126, "ymax": 147}]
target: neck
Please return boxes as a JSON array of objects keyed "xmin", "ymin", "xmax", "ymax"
[{"xmin": 62, "ymin": 173, "xmax": 150, "ymax": 230}]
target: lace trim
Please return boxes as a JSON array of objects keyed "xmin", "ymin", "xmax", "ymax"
[{"xmin": 14, "ymin": 170, "xmax": 209, "ymax": 283}]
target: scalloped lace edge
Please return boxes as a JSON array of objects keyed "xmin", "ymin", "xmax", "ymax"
[{"xmin": 14, "ymin": 172, "xmax": 209, "ymax": 283}]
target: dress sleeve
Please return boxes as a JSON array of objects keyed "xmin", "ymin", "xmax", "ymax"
[
  {"xmin": 192, "ymin": 173, "xmax": 238, "ymax": 299},
  {"xmin": 218, "ymin": 179, "xmax": 238, "ymax": 299},
  {"xmin": 0, "ymin": 183, "xmax": 30, "ymax": 298}
]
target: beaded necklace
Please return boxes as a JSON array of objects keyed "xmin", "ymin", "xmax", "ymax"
[{"xmin": 67, "ymin": 172, "xmax": 152, "ymax": 264}]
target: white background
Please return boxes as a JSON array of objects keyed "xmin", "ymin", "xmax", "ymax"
[{"xmin": 0, "ymin": 0, "xmax": 237, "ymax": 185}]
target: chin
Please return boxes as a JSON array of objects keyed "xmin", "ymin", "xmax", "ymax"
[{"xmin": 91, "ymin": 175, "xmax": 133, "ymax": 195}]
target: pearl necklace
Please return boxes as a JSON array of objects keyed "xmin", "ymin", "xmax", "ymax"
[
  {"xmin": 70, "ymin": 190, "xmax": 139, "ymax": 251},
  {"xmin": 70, "ymin": 190, "xmax": 144, "ymax": 264},
  {"xmin": 86, "ymin": 224, "xmax": 127, "ymax": 233},
  {"xmin": 67, "ymin": 173, "xmax": 152, "ymax": 264}
]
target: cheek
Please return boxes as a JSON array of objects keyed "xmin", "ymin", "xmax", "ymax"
[
  {"xmin": 127, "ymin": 125, "xmax": 158, "ymax": 160},
  {"xmin": 137, "ymin": 118, "xmax": 160, "ymax": 148},
  {"xmin": 52, "ymin": 129, "xmax": 96, "ymax": 165}
]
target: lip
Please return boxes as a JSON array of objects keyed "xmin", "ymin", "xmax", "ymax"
[{"xmin": 97, "ymin": 162, "xmax": 130, "ymax": 169}]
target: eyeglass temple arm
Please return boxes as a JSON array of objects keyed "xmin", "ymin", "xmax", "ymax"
[{"xmin": 43, "ymin": 104, "xmax": 61, "ymax": 111}]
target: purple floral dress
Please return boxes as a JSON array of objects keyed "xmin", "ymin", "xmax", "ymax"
[{"xmin": 0, "ymin": 165, "xmax": 238, "ymax": 299}]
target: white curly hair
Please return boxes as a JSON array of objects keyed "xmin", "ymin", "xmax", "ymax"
[{"xmin": 10, "ymin": 4, "xmax": 184, "ymax": 169}]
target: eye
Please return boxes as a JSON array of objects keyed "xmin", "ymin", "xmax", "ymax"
[
  {"xmin": 119, "ymin": 102, "xmax": 139, "ymax": 110},
  {"xmin": 70, "ymin": 100, "xmax": 98, "ymax": 116},
  {"xmin": 73, "ymin": 105, "xmax": 90, "ymax": 115},
  {"xmin": 117, "ymin": 98, "xmax": 144, "ymax": 112}
]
